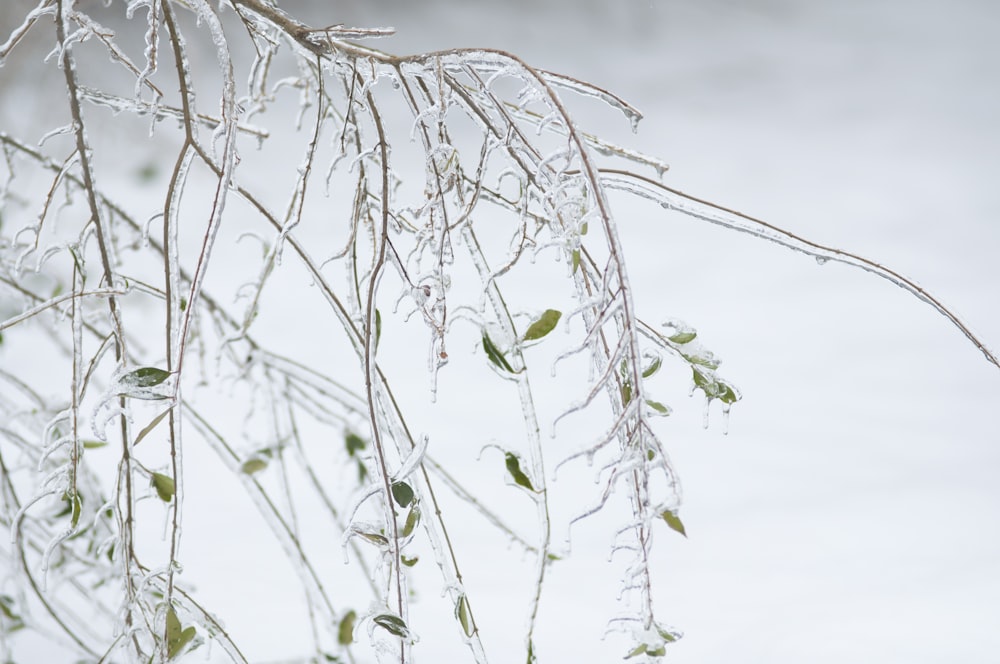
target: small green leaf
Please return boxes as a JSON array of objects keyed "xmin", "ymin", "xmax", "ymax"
[
  {"xmin": 620, "ymin": 380, "xmax": 632, "ymax": 407},
  {"xmin": 522, "ymin": 309, "xmax": 561, "ymax": 341},
  {"xmin": 125, "ymin": 367, "xmax": 171, "ymax": 388},
  {"xmin": 455, "ymin": 594, "xmax": 473, "ymax": 637},
  {"xmin": 571, "ymin": 249, "xmax": 581, "ymax": 274},
  {"xmin": 179, "ymin": 297, "xmax": 187, "ymax": 312},
  {"xmin": 625, "ymin": 644, "xmax": 648, "ymax": 659},
  {"xmin": 668, "ymin": 330, "xmax": 697, "ymax": 344},
  {"xmin": 504, "ymin": 453, "xmax": 535, "ymax": 492},
  {"xmin": 401, "ymin": 554, "xmax": 419, "ymax": 567},
  {"xmin": 373, "ymin": 613, "xmax": 409, "ymax": 638},
  {"xmin": 719, "ymin": 382, "xmax": 740, "ymax": 404},
  {"xmin": 67, "ymin": 491, "xmax": 83, "ymax": 528},
  {"xmin": 374, "ymin": 309, "xmax": 382, "ymax": 350},
  {"xmin": 241, "ymin": 458, "xmax": 268, "ymax": 475},
  {"xmin": 165, "ymin": 607, "xmax": 196, "ymax": 659},
  {"xmin": 482, "ymin": 332, "xmax": 515, "ymax": 373},
  {"xmin": 345, "ymin": 432, "xmax": 366, "ymax": 457},
  {"xmin": 391, "ymin": 481, "xmax": 413, "ymax": 508},
  {"xmin": 134, "ymin": 408, "xmax": 171, "ymax": 447},
  {"xmin": 661, "ymin": 510, "xmax": 687, "ymax": 538},
  {"xmin": 82, "ymin": 440, "xmax": 107, "ymax": 449},
  {"xmin": 641, "ymin": 355, "xmax": 662, "ymax": 378},
  {"xmin": 402, "ymin": 505, "xmax": 420, "ymax": 538},
  {"xmin": 645, "ymin": 399, "xmax": 671, "ymax": 416},
  {"xmin": 691, "ymin": 367, "xmax": 710, "ymax": 390},
  {"xmin": 337, "ymin": 610, "xmax": 356, "ymax": 645},
  {"xmin": 152, "ymin": 473, "xmax": 175, "ymax": 503},
  {"xmin": 357, "ymin": 531, "xmax": 389, "ymax": 547}
]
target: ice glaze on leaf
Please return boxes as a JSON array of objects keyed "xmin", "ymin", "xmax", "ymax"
[
  {"xmin": 504, "ymin": 452, "xmax": 535, "ymax": 492},
  {"xmin": 125, "ymin": 367, "xmax": 171, "ymax": 387},
  {"xmin": 455, "ymin": 594, "xmax": 473, "ymax": 637},
  {"xmin": 391, "ymin": 480, "xmax": 414, "ymax": 508},
  {"xmin": 373, "ymin": 613, "xmax": 409, "ymax": 638},
  {"xmin": 152, "ymin": 473, "xmax": 175, "ymax": 502},
  {"xmin": 482, "ymin": 332, "xmax": 515, "ymax": 373},
  {"xmin": 522, "ymin": 309, "xmax": 561, "ymax": 341},
  {"xmin": 661, "ymin": 510, "xmax": 687, "ymax": 538},
  {"xmin": 241, "ymin": 458, "xmax": 268, "ymax": 475},
  {"xmin": 165, "ymin": 607, "xmax": 196, "ymax": 659},
  {"xmin": 337, "ymin": 610, "xmax": 356, "ymax": 645}
]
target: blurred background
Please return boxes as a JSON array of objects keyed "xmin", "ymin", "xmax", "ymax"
[{"xmin": 1, "ymin": 1, "xmax": 998, "ymax": 662}]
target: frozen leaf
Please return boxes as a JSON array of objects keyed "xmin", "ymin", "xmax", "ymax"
[
  {"xmin": 134, "ymin": 408, "xmax": 171, "ymax": 447},
  {"xmin": 373, "ymin": 613, "xmax": 410, "ymax": 639},
  {"xmin": 82, "ymin": 440, "xmax": 107, "ymax": 449},
  {"xmin": 645, "ymin": 399, "xmax": 671, "ymax": 416},
  {"xmin": 402, "ymin": 505, "xmax": 420, "ymax": 537},
  {"xmin": 345, "ymin": 432, "xmax": 366, "ymax": 457},
  {"xmin": 504, "ymin": 453, "xmax": 535, "ymax": 492},
  {"xmin": 523, "ymin": 309, "xmax": 561, "ymax": 341},
  {"xmin": 669, "ymin": 330, "xmax": 697, "ymax": 344},
  {"xmin": 337, "ymin": 610, "xmax": 356, "ymax": 645},
  {"xmin": 455, "ymin": 594, "xmax": 473, "ymax": 637},
  {"xmin": 65, "ymin": 492, "xmax": 82, "ymax": 528},
  {"xmin": 166, "ymin": 607, "xmax": 196, "ymax": 659},
  {"xmin": 356, "ymin": 531, "xmax": 389, "ymax": 547},
  {"xmin": 641, "ymin": 355, "xmax": 662, "ymax": 378},
  {"xmin": 401, "ymin": 555, "xmax": 419, "ymax": 567},
  {"xmin": 482, "ymin": 332, "xmax": 515, "ymax": 373},
  {"xmin": 625, "ymin": 644, "xmax": 648, "ymax": 659},
  {"xmin": 374, "ymin": 309, "xmax": 382, "ymax": 350},
  {"xmin": 241, "ymin": 458, "xmax": 268, "ymax": 475},
  {"xmin": 661, "ymin": 510, "xmax": 687, "ymax": 538},
  {"xmin": 152, "ymin": 473, "xmax": 175, "ymax": 503},
  {"xmin": 124, "ymin": 367, "xmax": 171, "ymax": 388},
  {"xmin": 620, "ymin": 380, "xmax": 632, "ymax": 407},
  {"xmin": 391, "ymin": 481, "xmax": 413, "ymax": 507},
  {"xmin": 571, "ymin": 249, "xmax": 581, "ymax": 274}
]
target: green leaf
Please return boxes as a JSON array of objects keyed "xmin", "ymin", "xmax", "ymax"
[
  {"xmin": 337, "ymin": 610, "xmax": 356, "ymax": 645},
  {"xmin": 165, "ymin": 607, "xmax": 196, "ymax": 659},
  {"xmin": 455, "ymin": 594, "xmax": 474, "ymax": 637},
  {"xmin": 373, "ymin": 613, "xmax": 409, "ymax": 638},
  {"xmin": 645, "ymin": 399, "xmax": 671, "ymax": 416},
  {"xmin": 134, "ymin": 408, "xmax": 171, "ymax": 447},
  {"xmin": 661, "ymin": 510, "xmax": 687, "ymax": 538},
  {"xmin": 668, "ymin": 330, "xmax": 697, "ymax": 344},
  {"xmin": 482, "ymin": 332, "xmax": 515, "ymax": 373},
  {"xmin": 391, "ymin": 481, "xmax": 413, "ymax": 508},
  {"xmin": 69, "ymin": 491, "xmax": 82, "ymax": 528},
  {"xmin": 402, "ymin": 505, "xmax": 420, "ymax": 538},
  {"xmin": 152, "ymin": 473, "xmax": 175, "ymax": 503},
  {"xmin": 620, "ymin": 380, "xmax": 632, "ymax": 407},
  {"xmin": 241, "ymin": 458, "xmax": 268, "ymax": 475},
  {"xmin": 345, "ymin": 432, "xmax": 366, "ymax": 457},
  {"xmin": 401, "ymin": 554, "xmax": 419, "ymax": 567},
  {"xmin": 641, "ymin": 355, "xmax": 662, "ymax": 378},
  {"xmin": 571, "ymin": 249, "xmax": 581, "ymax": 274},
  {"xmin": 374, "ymin": 309, "xmax": 382, "ymax": 350},
  {"xmin": 125, "ymin": 367, "xmax": 171, "ymax": 388},
  {"xmin": 504, "ymin": 453, "xmax": 535, "ymax": 492},
  {"xmin": 357, "ymin": 531, "xmax": 389, "ymax": 547},
  {"xmin": 625, "ymin": 644, "xmax": 648, "ymax": 659},
  {"xmin": 82, "ymin": 440, "xmax": 107, "ymax": 449},
  {"xmin": 719, "ymin": 381, "xmax": 740, "ymax": 405},
  {"xmin": 523, "ymin": 309, "xmax": 561, "ymax": 341}
]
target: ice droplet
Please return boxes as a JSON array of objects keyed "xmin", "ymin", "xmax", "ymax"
[{"xmin": 815, "ymin": 256, "xmax": 828, "ymax": 265}]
